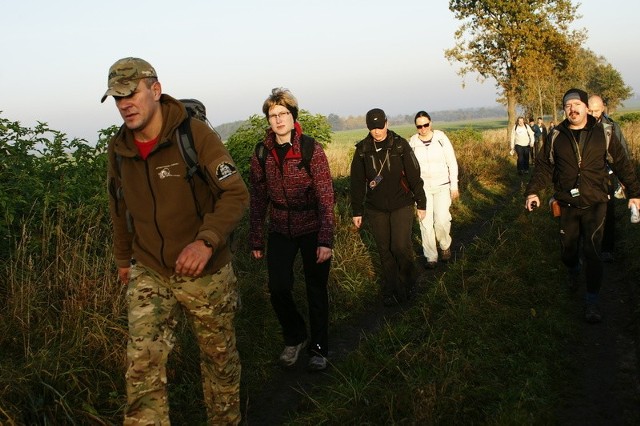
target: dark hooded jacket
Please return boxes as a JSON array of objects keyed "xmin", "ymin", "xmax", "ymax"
[
  {"xmin": 350, "ymin": 130, "xmax": 426, "ymax": 216},
  {"xmin": 525, "ymin": 114, "xmax": 640, "ymax": 208}
]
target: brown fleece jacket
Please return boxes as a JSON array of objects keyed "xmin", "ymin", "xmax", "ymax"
[{"xmin": 107, "ymin": 94, "xmax": 249, "ymax": 277}]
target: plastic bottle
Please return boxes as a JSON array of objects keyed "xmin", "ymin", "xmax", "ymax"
[{"xmin": 631, "ymin": 204, "xmax": 640, "ymax": 224}]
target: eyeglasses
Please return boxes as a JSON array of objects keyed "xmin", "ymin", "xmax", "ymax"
[
  {"xmin": 268, "ymin": 111, "xmax": 291, "ymax": 120},
  {"xmin": 416, "ymin": 123, "xmax": 431, "ymax": 129}
]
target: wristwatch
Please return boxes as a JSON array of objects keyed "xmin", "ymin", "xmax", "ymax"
[{"xmin": 200, "ymin": 239, "xmax": 213, "ymax": 248}]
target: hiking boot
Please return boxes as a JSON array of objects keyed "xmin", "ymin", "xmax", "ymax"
[
  {"xmin": 307, "ymin": 355, "xmax": 327, "ymax": 372},
  {"xmin": 279, "ymin": 340, "xmax": 306, "ymax": 367},
  {"xmin": 584, "ymin": 303, "xmax": 602, "ymax": 324},
  {"xmin": 423, "ymin": 258, "xmax": 437, "ymax": 269},
  {"xmin": 440, "ymin": 248, "xmax": 452, "ymax": 262},
  {"xmin": 601, "ymin": 251, "xmax": 614, "ymax": 263}
]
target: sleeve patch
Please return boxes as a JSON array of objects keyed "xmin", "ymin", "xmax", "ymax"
[{"xmin": 216, "ymin": 161, "xmax": 238, "ymax": 181}]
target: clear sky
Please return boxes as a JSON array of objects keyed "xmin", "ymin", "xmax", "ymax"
[{"xmin": 2, "ymin": 0, "xmax": 638, "ymax": 142}]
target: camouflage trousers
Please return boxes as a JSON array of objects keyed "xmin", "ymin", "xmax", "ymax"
[{"xmin": 124, "ymin": 262, "xmax": 241, "ymax": 425}]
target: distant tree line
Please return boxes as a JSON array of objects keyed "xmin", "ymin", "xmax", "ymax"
[{"xmin": 216, "ymin": 106, "xmax": 507, "ymax": 138}]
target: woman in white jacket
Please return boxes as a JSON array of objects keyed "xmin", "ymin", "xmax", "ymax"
[
  {"xmin": 509, "ymin": 116, "xmax": 535, "ymax": 174},
  {"xmin": 409, "ymin": 111, "xmax": 459, "ymax": 269}
]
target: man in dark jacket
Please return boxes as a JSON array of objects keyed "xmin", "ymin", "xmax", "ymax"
[
  {"xmin": 525, "ymin": 88, "xmax": 640, "ymax": 324},
  {"xmin": 351, "ymin": 108, "xmax": 426, "ymax": 307},
  {"xmin": 103, "ymin": 57, "xmax": 249, "ymax": 424},
  {"xmin": 588, "ymin": 94, "xmax": 629, "ymax": 262}
]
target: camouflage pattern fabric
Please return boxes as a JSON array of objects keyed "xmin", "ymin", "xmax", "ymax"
[{"xmin": 124, "ymin": 262, "xmax": 241, "ymax": 425}]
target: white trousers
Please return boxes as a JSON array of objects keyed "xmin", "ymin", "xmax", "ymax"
[{"xmin": 419, "ymin": 184, "xmax": 452, "ymax": 262}]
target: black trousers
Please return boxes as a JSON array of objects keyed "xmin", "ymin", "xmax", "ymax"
[
  {"xmin": 267, "ymin": 231, "xmax": 330, "ymax": 357},
  {"xmin": 365, "ymin": 204, "xmax": 417, "ymax": 301},
  {"xmin": 559, "ymin": 203, "xmax": 607, "ymax": 294}
]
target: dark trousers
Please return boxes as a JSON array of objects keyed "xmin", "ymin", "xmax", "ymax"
[
  {"xmin": 559, "ymin": 203, "xmax": 607, "ymax": 294},
  {"xmin": 515, "ymin": 145, "xmax": 530, "ymax": 172},
  {"xmin": 366, "ymin": 204, "xmax": 416, "ymax": 301},
  {"xmin": 267, "ymin": 231, "xmax": 330, "ymax": 356}
]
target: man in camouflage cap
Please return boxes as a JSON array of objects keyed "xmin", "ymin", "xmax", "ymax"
[{"xmin": 103, "ymin": 57, "xmax": 249, "ymax": 424}]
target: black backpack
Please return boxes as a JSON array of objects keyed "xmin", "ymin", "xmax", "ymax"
[
  {"xmin": 176, "ymin": 98, "xmax": 221, "ymax": 182},
  {"xmin": 254, "ymin": 134, "xmax": 315, "ymax": 176}
]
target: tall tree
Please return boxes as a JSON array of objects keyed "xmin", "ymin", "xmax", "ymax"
[
  {"xmin": 445, "ymin": 0, "xmax": 583, "ymax": 140},
  {"xmin": 582, "ymin": 49, "xmax": 633, "ymax": 113}
]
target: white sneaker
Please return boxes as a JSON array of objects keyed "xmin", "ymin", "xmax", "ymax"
[
  {"xmin": 279, "ymin": 340, "xmax": 306, "ymax": 366},
  {"xmin": 307, "ymin": 355, "xmax": 327, "ymax": 371}
]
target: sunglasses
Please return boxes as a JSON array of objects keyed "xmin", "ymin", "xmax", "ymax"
[{"xmin": 416, "ymin": 123, "xmax": 431, "ymax": 129}]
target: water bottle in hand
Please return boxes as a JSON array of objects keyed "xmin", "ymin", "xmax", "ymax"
[{"xmin": 631, "ymin": 204, "xmax": 640, "ymax": 224}]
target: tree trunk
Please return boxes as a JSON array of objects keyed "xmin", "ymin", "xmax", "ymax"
[{"xmin": 506, "ymin": 93, "xmax": 517, "ymax": 148}]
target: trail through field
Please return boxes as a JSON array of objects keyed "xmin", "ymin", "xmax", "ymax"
[
  {"xmin": 555, "ymin": 244, "xmax": 640, "ymax": 424},
  {"xmin": 239, "ymin": 176, "xmax": 640, "ymax": 425}
]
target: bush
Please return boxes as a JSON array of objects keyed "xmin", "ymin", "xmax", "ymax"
[{"xmin": 616, "ymin": 112, "xmax": 640, "ymax": 123}]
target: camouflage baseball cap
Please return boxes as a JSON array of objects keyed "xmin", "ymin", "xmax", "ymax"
[{"xmin": 100, "ymin": 57, "xmax": 157, "ymax": 103}]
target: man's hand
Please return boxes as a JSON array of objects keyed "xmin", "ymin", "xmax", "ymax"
[
  {"xmin": 175, "ymin": 240, "xmax": 213, "ymax": 277},
  {"xmin": 417, "ymin": 209, "xmax": 426, "ymax": 221},
  {"xmin": 525, "ymin": 194, "xmax": 540, "ymax": 211},
  {"xmin": 317, "ymin": 246, "xmax": 333, "ymax": 263},
  {"xmin": 352, "ymin": 216, "xmax": 362, "ymax": 229},
  {"xmin": 450, "ymin": 189, "xmax": 460, "ymax": 202},
  {"xmin": 252, "ymin": 250, "xmax": 264, "ymax": 260}
]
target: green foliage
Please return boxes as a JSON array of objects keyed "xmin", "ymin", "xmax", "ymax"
[
  {"xmin": 614, "ymin": 112, "xmax": 640, "ymax": 124},
  {"xmin": 225, "ymin": 110, "xmax": 333, "ymax": 182},
  {"xmin": 225, "ymin": 114, "xmax": 269, "ymax": 181},
  {"xmin": 584, "ymin": 52, "xmax": 633, "ymax": 112},
  {"xmin": 0, "ymin": 116, "xmax": 115, "ymax": 259},
  {"xmin": 446, "ymin": 1, "xmax": 584, "ymax": 133}
]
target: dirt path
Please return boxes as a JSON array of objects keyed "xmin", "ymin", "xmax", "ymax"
[
  {"xmin": 556, "ymin": 252, "xmax": 640, "ymax": 425},
  {"xmin": 240, "ymin": 194, "xmax": 507, "ymax": 425}
]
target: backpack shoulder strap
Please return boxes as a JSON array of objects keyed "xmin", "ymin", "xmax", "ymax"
[
  {"xmin": 176, "ymin": 118, "xmax": 204, "ymax": 181},
  {"xmin": 298, "ymin": 134, "xmax": 315, "ymax": 176},
  {"xmin": 601, "ymin": 121, "xmax": 614, "ymax": 163},
  {"xmin": 254, "ymin": 141, "xmax": 268, "ymax": 174},
  {"xmin": 547, "ymin": 128, "xmax": 560, "ymax": 165}
]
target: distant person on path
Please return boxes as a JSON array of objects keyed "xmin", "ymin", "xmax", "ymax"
[
  {"xmin": 249, "ymin": 88, "xmax": 335, "ymax": 372},
  {"xmin": 524, "ymin": 88, "xmax": 640, "ymax": 324},
  {"xmin": 531, "ymin": 117, "xmax": 547, "ymax": 164},
  {"xmin": 408, "ymin": 111, "xmax": 459, "ymax": 269},
  {"xmin": 529, "ymin": 118, "xmax": 539, "ymax": 164},
  {"xmin": 588, "ymin": 94, "xmax": 630, "ymax": 263},
  {"xmin": 103, "ymin": 57, "xmax": 249, "ymax": 424},
  {"xmin": 350, "ymin": 108, "xmax": 426, "ymax": 306},
  {"xmin": 510, "ymin": 116, "xmax": 535, "ymax": 174}
]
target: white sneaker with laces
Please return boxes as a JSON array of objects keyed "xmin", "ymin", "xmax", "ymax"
[
  {"xmin": 307, "ymin": 355, "xmax": 327, "ymax": 371},
  {"xmin": 279, "ymin": 340, "xmax": 306, "ymax": 366}
]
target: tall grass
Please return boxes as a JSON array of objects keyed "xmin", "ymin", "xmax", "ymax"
[{"xmin": 1, "ymin": 119, "xmax": 638, "ymax": 424}]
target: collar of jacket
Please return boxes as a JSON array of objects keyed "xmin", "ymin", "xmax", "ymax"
[
  {"xmin": 361, "ymin": 129, "xmax": 400, "ymax": 153},
  {"xmin": 112, "ymin": 94, "xmax": 188, "ymax": 159},
  {"xmin": 263, "ymin": 127, "xmax": 302, "ymax": 153},
  {"xmin": 557, "ymin": 114, "xmax": 597, "ymax": 137}
]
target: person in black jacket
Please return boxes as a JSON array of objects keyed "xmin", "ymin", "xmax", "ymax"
[
  {"xmin": 588, "ymin": 94, "xmax": 629, "ymax": 263},
  {"xmin": 525, "ymin": 88, "xmax": 640, "ymax": 324},
  {"xmin": 350, "ymin": 108, "xmax": 426, "ymax": 306}
]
